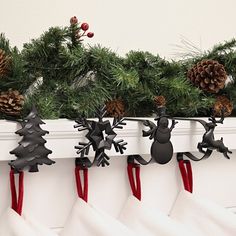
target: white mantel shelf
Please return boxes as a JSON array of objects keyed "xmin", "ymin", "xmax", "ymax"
[{"xmin": 0, "ymin": 117, "xmax": 235, "ymax": 161}]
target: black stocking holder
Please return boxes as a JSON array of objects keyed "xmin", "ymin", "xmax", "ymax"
[
  {"xmin": 125, "ymin": 106, "xmax": 232, "ymax": 165},
  {"xmin": 74, "ymin": 106, "xmax": 127, "ymax": 167}
]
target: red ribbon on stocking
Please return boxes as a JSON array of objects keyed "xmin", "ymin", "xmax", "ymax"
[
  {"xmin": 75, "ymin": 166, "xmax": 88, "ymax": 202},
  {"xmin": 178, "ymin": 159, "xmax": 193, "ymax": 193},
  {"xmin": 10, "ymin": 169, "xmax": 24, "ymax": 215},
  {"xmin": 127, "ymin": 163, "xmax": 141, "ymax": 201}
]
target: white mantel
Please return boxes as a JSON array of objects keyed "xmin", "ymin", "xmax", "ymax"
[
  {"xmin": 0, "ymin": 117, "xmax": 236, "ymax": 161},
  {"xmin": 0, "ymin": 118, "xmax": 236, "ymax": 232}
]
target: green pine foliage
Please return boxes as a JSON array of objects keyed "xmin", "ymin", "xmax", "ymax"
[
  {"xmin": 0, "ymin": 34, "xmax": 29, "ymax": 92},
  {"xmin": 1, "ymin": 21, "xmax": 236, "ymax": 119}
]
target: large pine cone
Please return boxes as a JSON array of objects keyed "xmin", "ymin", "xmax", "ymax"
[
  {"xmin": 106, "ymin": 99, "xmax": 125, "ymax": 117},
  {"xmin": 188, "ymin": 59, "xmax": 227, "ymax": 93},
  {"xmin": 0, "ymin": 49, "xmax": 11, "ymax": 78},
  {"xmin": 0, "ymin": 89, "xmax": 24, "ymax": 116},
  {"xmin": 154, "ymin": 95, "xmax": 166, "ymax": 107},
  {"xmin": 213, "ymin": 95, "xmax": 233, "ymax": 117}
]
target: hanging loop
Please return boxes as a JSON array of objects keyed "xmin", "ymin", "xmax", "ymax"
[
  {"xmin": 127, "ymin": 157, "xmax": 141, "ymax": 200},
  {"xmin": 75, "ymin": 161, "xmax": 88, "ymax": 202},
  {"xmin": 177, "ymin": 153, "xmax": 193, "ymax": 193},
  {"xmin": 10, "ymin": 169, "xmax": 24, "ymax": 215}
]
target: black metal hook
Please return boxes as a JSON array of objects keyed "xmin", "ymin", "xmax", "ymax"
[
  {"xmin": 75, "ymin": 157, "xmax": 93, "ymax": 169},
  {"xmin": 74, "ymin": 106, "xmax": 128, "ymax": 167},
  {"xmin": 127, "ymin": 155, "xmax": 151, "ymax": 165}
]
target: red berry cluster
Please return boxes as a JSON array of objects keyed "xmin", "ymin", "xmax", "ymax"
[{"xmin": 70, "ymin": 16, "xmax": 94, "ymax": 41}]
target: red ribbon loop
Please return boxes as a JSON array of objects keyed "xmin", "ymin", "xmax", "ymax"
[
  {"xmin": 10, "ymin": 169, "xmax": 24, "ymax": 215},
  {"xmin": 127, "ymin": 163, "xmax": 141, "ymax": 200},
  {"xmin": 178, "ymin": 160, "xmax": 193, "ymax": 193},
  {"xmin": 75, "ymin": 166, "xmax": 88, "ymax": 202}
]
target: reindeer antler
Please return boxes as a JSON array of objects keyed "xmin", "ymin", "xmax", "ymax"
[{"xmin": 209, "ymin": 108, "xmax": 225, "ymax": 124}]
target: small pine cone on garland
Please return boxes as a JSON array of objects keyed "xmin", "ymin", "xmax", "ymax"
[
  {"xmin": 154, "ymin": 95, "xmax": 166, "ymax": 107},
  {"xmin": 213, "ymin": 95, "xmax": 233, "ymax": 117},
  {"xmin": 188, "ymin": 59, "xmax": 227, "ymax": 93},
  {"xmin": 0, "ymin": 89, "xmax": 24, "ymax": 116},
  {"xmin": 0, "ymin": 49, "xmax": 11, "ymax": 78},
  {"xmin": 106, "ymin": 99, "xmax": 125, "ymax": 117}
]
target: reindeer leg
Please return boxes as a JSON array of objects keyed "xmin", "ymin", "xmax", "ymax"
[
  {"xmin": 198, "ymin": 142, "xmax": 207, "ymax": 153},
  {"xmin": 223, "ymin": 151, "xmax": 231, "ymax": 159}
]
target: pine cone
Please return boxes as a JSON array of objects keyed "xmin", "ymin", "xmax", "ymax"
[
  {"xmin": 213, "ymin": 95, "xmax": 233, "ymax": 117},
  {"xmin": 188, "ymin": 59, "xmax": 227, "ymax": 93},
  {"xmin": 106, "ymin": 99, "xmax": 125, "ymax": 117},
  {"xmin": 0, "ymin": 49, "xmax": 11, "ymax": 78},
  {"xmin": 154, "ymin": 95, "xmax": 166, "ymax": 107},
  {"xmin": 0, "ymin": 89, "xmax": 24, "ymax": 116}
]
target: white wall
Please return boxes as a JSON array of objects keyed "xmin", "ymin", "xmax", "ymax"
[{"xmin": 1, "ymin": 0, "xmax": 236, "ymax": 58}]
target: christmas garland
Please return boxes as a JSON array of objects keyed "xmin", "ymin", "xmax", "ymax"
[{"xmin": 0, "ymin": 16, "xmax": 236, "ymax": 120}]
